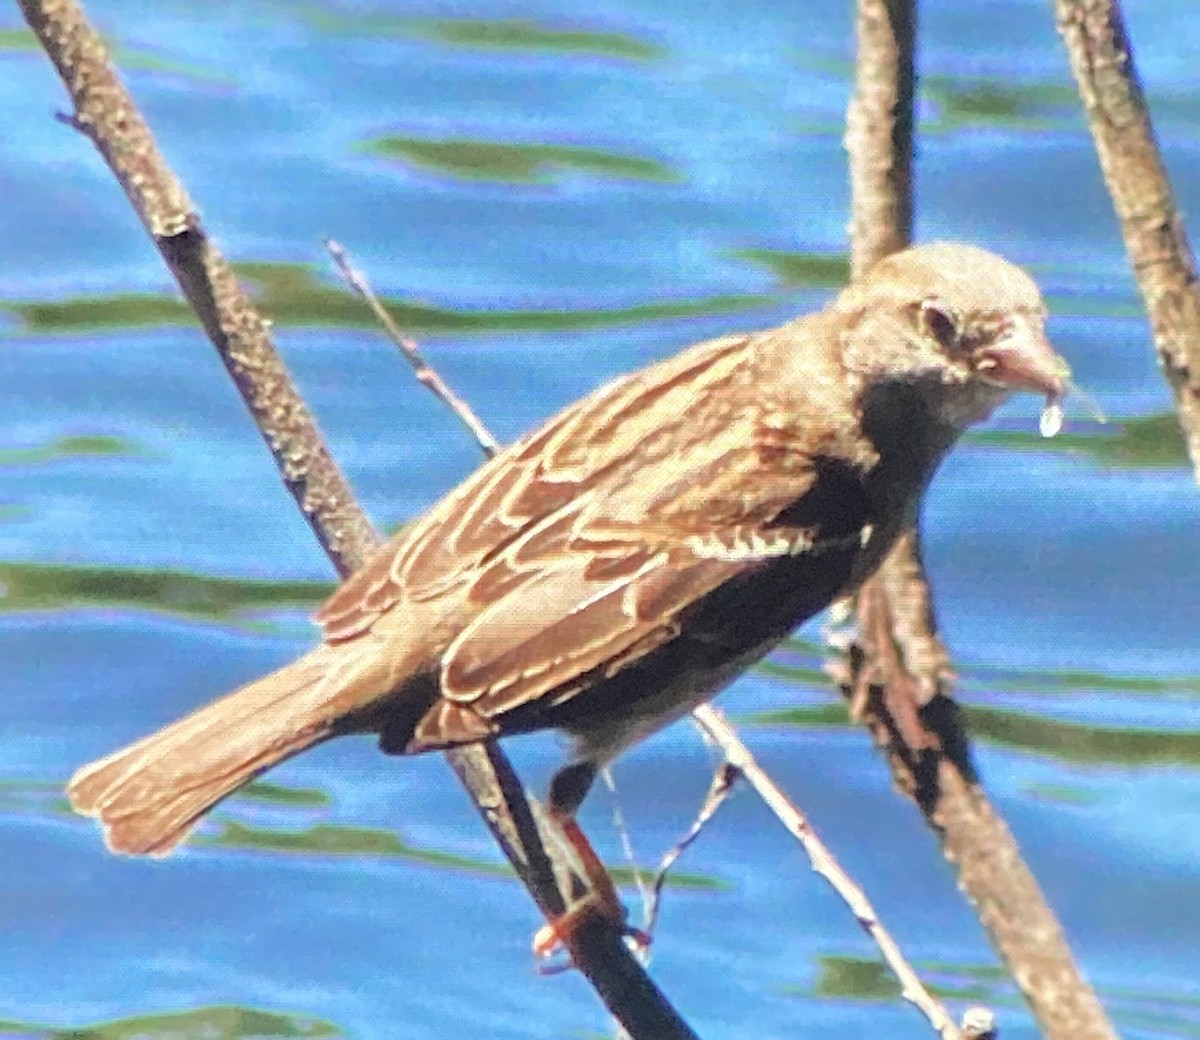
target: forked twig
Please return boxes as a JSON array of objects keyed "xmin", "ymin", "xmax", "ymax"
[{"xmin": 643, "ymin": 762, "xmax": 740, "ymax": 940}]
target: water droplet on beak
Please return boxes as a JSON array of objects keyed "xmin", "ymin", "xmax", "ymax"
[{"xmin": 1039, "ymin": 398, "xmax": 1064, "ymax": 439}]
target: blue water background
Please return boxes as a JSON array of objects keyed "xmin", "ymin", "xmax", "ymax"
[{"xmin": 1, "ymin": 1, "xmax": 1199, "ymax": 1038}]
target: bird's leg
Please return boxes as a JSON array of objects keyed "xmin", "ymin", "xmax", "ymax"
[
  {"xmin": 532, "ymin": 762, "xmax": 650, "ymax": 959},
  {"xmin": 531, "ymin": 809, "xmax": 626, "ymax": 959}
]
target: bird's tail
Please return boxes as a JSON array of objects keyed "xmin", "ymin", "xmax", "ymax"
[{"xmin": 67, "ymin": 642, "xmax": 388, "ymax": 857}]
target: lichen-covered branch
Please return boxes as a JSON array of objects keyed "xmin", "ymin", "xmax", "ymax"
[
  {"xmin": 17, "ymin": 2, "xmax": 696, "ymax": 1036},
  {"xmin": 1055, "ymin": 0, "xmax": 1200, "ymax": 484}
]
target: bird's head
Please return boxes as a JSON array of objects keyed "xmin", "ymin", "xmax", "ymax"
[{"xmin": 834, "ymin": 243, "xmax": 1069, "ymax": 433}]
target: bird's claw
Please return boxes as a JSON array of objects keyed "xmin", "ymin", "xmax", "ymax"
[{"xmin": 533, "ymin": 893, "xmax": 652, "ymax": 971}]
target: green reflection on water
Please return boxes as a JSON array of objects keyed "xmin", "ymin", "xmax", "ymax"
[
  {"xmin": 966, "ymin": 705, "xmax": 1200, "ymax": 766},
  {"xmin": 925, "ymin": 72, "xmax": 1200, "ymax": 136},
  {"xmin": 7, "ymin": 775, "xmax": 724, "ymax": 889},
  {"xmin": 241, "ymin": 781, "xmax": 331, "ymax": 807},
  {"xmin": 202, "ymin": 820, "xmax": 510, "ymax": 873},
  {"xmin": 813, "ymin": 955, "xmax": 899, "ymax": 1000},
  {"xmin": 17, "ymin": 778, "xmax": 329, "ymax": 814},
  {"xmin": 750, "ymin": 703, "xmax": 1200, "ymax": 767},
  {"xmin": 1040, "ymin": 292, "xmax": 1145, "ymax": 319},
  {"xmin": 0, "ymin": 505, "xmax": 30, "ymax": 523},
  {"xmin": 200, "ymin": 820, "xmax": 725, "ymax": 890},
  {"xmin": 0, "ymin": 1005, "xmax": 340, "ymax": 1040},
  {"xmin": 0, "ymin": 27, "xmax": 228, "ymax": 85},
  {"xmin": 0, "ymin": 27, "xmax": 38, "ymax": 50},
  {"xmin": 972, "ymin": 662, "xmax": 1200, "ymax": 698},
  {"xmin": 800, "ymin": 953, "xmax": 1018, "ymax": 1006},
  {"xmin": 363, "ymin": 135, "xmax": 681, "ymax": 185},
  {"xmin": 748, "ymin": 705, "xmax": 849, "ymax": 730},
  {"xmin": 607, "ymin": 864, "xmax": 727, "ymax": 891},
  {"xmin": 792, "ymin": 51, "xmax": 1080, "ymax": 132},
  {"xmin": 14, "ymin": 291, "xmax": 194, "ymax": 331},
  {"xmin": 296, "ymin": 8, "xmax": 661, "ymax": 60},
  {"xmin": 0, "ymin": 780, "xmax": 61, "ymax": 814},
  {"xmin": 923, "ymin": 75, "xmax": 1078, "ymax": 132},
  {"xmin": 400, "ymin": 18, "xmax": 662, "ymax": 61},
  {"xmin": 0, "ymin": 561, "xmax": 329, "ymax": 620},
  {"xmin": 1102, "ymin": 981, "xmax": 1200, "ymax": 1037},
  {"xmin": 1024, "ymin": 782, "xmax": 1100, "ymax": 806},
  {"xmin": 113, "ymin": 48, "xmax": 234, "ymax": 87},
  {"xmin": 729, "ymin": 248, "xmax": 849, "ymax": 288},
  {"xmin": 970, "ymin": 412, "xmax": 1189, "ymax": 469},
  {"xmin": 10, "ymin": 261, "xmax": 771, "ymax": 334},
  {"xmin": 749, "ymin": 641, "xmax": 1200, "ymax": 767},
  {"xmin": 0, "ymin": 434, "xmax": 139, "ymax": 466}
]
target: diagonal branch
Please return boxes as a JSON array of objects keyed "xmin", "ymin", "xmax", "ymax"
[{"xmin": 17, "ymin": 2, "xmax": 696, "ymax": 1037}]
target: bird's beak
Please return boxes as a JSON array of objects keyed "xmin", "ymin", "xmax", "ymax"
[{"xmin": 973, "ymin": 314, "xmax": 1070, "ymax": 402}]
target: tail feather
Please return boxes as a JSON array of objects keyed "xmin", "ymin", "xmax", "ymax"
[{"xmin": 68, "ymin": 641, "xmax": 390, "ymax": 856}]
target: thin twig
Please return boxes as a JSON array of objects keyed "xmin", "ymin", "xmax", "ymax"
[
  {"xmin": 691, "ymin": 707, "xmax": 963, "ymax": 1040},
  {"xmin": 326, "ymin": 240, "xmax": 502, "ymax": 458},
  {"xmin": 600, "ymin": 767, "xmax": 653, "ymax": 928},
  {"xmin": 644, "ymin": 762, "xmax": 740, "ymax": 941}
]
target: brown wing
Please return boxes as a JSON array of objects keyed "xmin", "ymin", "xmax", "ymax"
[
  {"xmin": 416, "ymin": 428, "xmax": 836, "ymax": 740},
  {"xmin": 316, "ymin": 317, "xmax": 858, "ymax": 741},
  {"xmin": 407, "ymin": 501, "xmax": 833, "ymax": 749},
  {"xmin": 315, "ymin": 330, "xmax": 759, "ymax": 643},
  {"xmin": 439, "ymin": 545, "xmax": 739, "ymax": 719}
]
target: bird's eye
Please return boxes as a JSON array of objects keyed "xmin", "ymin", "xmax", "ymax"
[{"xmin": 919, "ymin": 300, "xmax": 959, "ymax": 349}]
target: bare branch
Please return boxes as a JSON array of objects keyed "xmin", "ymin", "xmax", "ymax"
[
  {"xmin": 691, "ymin": 707, "xmax": 962, "ymax": 1040},
  {"xmin": 1054, "ymin": 0, "xmax": 1200, "ymax": 484},
  {"xmin": 18, "ymin": 2, "xmax": 695, "ymax": 1036},
  {"xmin": 326, "ymin": 239, "xmax": 502, "ymax": 459},
  {"xmin": 845, "ymin": 0, "xmax": 914, "ymax": 276}
]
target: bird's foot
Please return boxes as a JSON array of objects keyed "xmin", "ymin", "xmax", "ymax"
[
  {"xmin": 533, "ymin": 893, "xmax": 652, "ymax": 963},
  {"xmin": 533, "ymin": 808, "xmax": 651, "ymax": 968}
]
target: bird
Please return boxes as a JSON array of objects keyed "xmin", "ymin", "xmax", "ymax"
[{"xmin": 68, "ymin": 242, "xmax": 1067, "ymax": 930}]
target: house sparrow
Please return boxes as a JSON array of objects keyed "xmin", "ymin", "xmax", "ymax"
[{"xmin": 68, "ymin": 243, "xmax": 1068, "ymax": 876}]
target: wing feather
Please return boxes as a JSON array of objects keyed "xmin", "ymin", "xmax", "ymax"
[
  {"xmin": 315, "ymin": 331, "xmax": 755, "ymax": 642},
  {"xmin": 440, "ymin": 548, "xmax": 743, "ymax": 719},
  {"xmin": 316, "ymin": 319, "xmax": 851, "ymax": 744}
]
